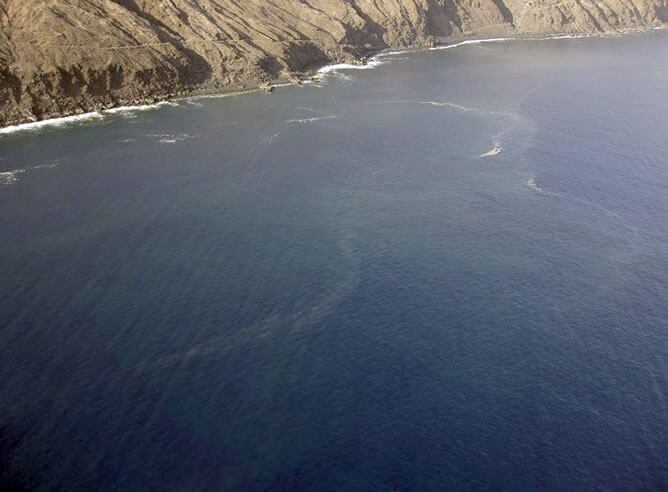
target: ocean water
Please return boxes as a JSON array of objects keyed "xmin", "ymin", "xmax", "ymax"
[{"xmin": 1, "ymin": 32, "xmax": 667, "ymax": 491}]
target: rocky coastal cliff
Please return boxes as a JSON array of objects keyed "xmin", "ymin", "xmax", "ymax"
[{"xmin": 1, "ymin": 0, "xmax": 667, "ymax": 127}]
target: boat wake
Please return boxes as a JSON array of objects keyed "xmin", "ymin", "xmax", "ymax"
[
  {"xmin": 526, "ymin": 177, "xmax": 620, "ymax": 217},
  {"xmin": 480, "ymin": 146, "xmax": 502, "ymax": 158}
]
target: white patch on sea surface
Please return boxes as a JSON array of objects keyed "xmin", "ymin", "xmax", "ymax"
[
  {"xmin": 0, "ymin": 113, "xmax": 104, "ymax": 136},
  {"xmin": 0, "ymin": 161, "xmax": 60, "ymax": 186},
  {"xmin": 0, "ymin": 101, "xmax": 183, "ymax": 136},
  {"xmin": 318, "ymin": 58, "xmax": 385, "ymax": 75},
  {"xmin": 367, "ymin": 100, "xmax": 516, "ymax": 119},
  {"xmin": 480, "ymin": 146, "xmax": 502, "ymax": 158},
  {"xmin": 526, "ymin": 176, "xmax": 620, "ymax": 217},
  {"xmin": 479, "ymin": 126, "xmax": 517, "ymax": 158},
  {"xmin": 285, "ymin": 115, "xmax": 339, "ymax": 124},
  {"xmin": 0, "ymin": 34, "xmax": 592, "ymax": 137},
  {"xmin": 259, "ymin": 132, "xmax": 281, "ymax": 144},
  {"xmin": 527, "ymin": 178, "xmax": 544, "ymax": 193},
  {"xmin": 366, "ymin": 100, "xmax": 524, "ymax": 159},
  {"xmin": 148, "ymin": 133, "xmax": 196, "ymax": 144},
  {"xmin": 105, "ymin": 101, "xmax": 179, "ymax": 119},
  {"xmin": 0, "ymin": 169, "xmax": 26, "ymax": 185},
  {"xmin": 374, "ymin": 34, "xmax": 590, "ymax": 60},
  {"xmin": 428, "ymin": 34, "xmax": 589, "ymax": 52},
  {"xmin": 31, "ymin": 162, "xmax": 59, "ymax": 170}
]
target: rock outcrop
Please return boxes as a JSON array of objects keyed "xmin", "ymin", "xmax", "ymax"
[{"xmin": 1, "ymin": 0, "xmax": 666, "ymax": 126}]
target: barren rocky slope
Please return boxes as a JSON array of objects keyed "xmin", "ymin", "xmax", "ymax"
[{"xmin": 1, "ymin": 0, "xmax": 667, "ymax": 127}]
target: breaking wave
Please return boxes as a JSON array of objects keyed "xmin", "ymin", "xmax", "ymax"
[
  {"xmin": 104, "ymin": 101, "xmax": 179, "ymax": 117},
  {"xmin": 0, "ymin": 113, "xmax": 104, "ymax": 136},
  {"xmin": 318, "ymin": 58, "xmax": 385, "ymax": 75},
  {"xmin": 0, "ymin": 101, "xmax": 182, "ymax": 136}
]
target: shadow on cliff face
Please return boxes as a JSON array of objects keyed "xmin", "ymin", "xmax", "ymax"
[
  {"xmin": 426, "ymin": 1, "xmax": 463, "ymax": 39},
  {"xmin": 346, "ymin": 3, "xmax": 388, "ymax": 48},
  {"xmin": 656, "ymin": 5, "xmax": 668, "ymax": 22},
  {"xmin": 281, "ymin": 43, "xmax": 332, "ymax": 73},
  {"xmin": 492, "ymin": 0, "xmax": 515, "ymax": 25},
  {"xmin": 0, "ymin": 69, "xmax": 22, "ymax": 105},
  {"xmin": 110, "ymin": 0, "xmax": 212, "ymax": 86}
]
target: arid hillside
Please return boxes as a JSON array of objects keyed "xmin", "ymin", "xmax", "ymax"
[{"xmin": 1, "ymin": 0, "xmax": 667, "ymax": 126}]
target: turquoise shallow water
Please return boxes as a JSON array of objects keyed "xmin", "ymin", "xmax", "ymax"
[{"xmin": 1, "ymin": 32, "xmax": 667, "ymax": 491}]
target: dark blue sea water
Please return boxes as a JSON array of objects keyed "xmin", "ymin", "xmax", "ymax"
[{"xmin": 1, "ymin": 32, "xmax": 667, "ymax": 491}]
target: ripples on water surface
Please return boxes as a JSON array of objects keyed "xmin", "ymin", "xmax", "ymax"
[{"xmin": 1, "ymin": 32, "xmax": 667, "ymax": 491}]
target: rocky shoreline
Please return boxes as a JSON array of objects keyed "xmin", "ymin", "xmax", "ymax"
[{"xmin": 1, "ymin": 0, "xmax": 666, "ymax": 129}]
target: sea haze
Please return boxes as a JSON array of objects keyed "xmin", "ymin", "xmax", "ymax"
[{"xmin": 1, "ymin": 32, "xmax": 667, "ymax": 491}]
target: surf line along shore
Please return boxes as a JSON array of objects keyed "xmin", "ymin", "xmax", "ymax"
[{"xmin": 1, "ymin": 30, "xmax": 653, "ymax": 135}]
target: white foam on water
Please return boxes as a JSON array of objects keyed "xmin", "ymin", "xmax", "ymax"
[
  {"xmin": 374, "ymin": 34, "xmax": 590, "ymax": 61},
  {"xmin": 429, "ymin": 34, "xmax": 589, "ymax": 52},
  {"xmin": 30, "ymin": 162, "xmax": 59, "ymax": 170},
  {"xmin": 479, "ymin": 126, "xmax": 517, "ymax": 158},
  {"xmin": 418, "ymin": 100, "xmax": 492, "ymax": 113},
  {"xmin": 367, "ymin": 100, "xmax": 516, "ymax": 118},
  {"xmin": 104, "ymin": 101, "xmax": 179, "ymax": 117},
  {"xmin": 526, "ymin": 177, "xmax": 620, "ymax": 217},
  {"xmin": 0, "ymin": 100, "xmax": 184, "ymax": 135},
  {"xmin": 105, "ymin": 104, "xmax": 156, "ymax": 115},
  {"xmin": 148, "ymin": 133, "xmax": 196, "ymax": 144},
  {"xmin": 0, "ymin": 113, "xmax": 104, "ymax": 136},
  {"xmin": 285, "ymin": 115, "xmax": 339, "ymax": 124},
  {"xmin": 0, "ymin": 169, "xmax": 26, "ymax": 185},
  {"xmin": 0, "ymin": 161, "xmax": 60, "ymax": 185},
  {"xmin": 260, "ymin": 132, "xmax": 281, "ymax": 144},
  {"xmin": 480, "ymin": 146, "xmax": 502, "ymax": 157},
  {"xmin": 332, "ymin": 71, "xmax": 356, "ymax": 82},
  {"xmin": 430, "ymin": 37, "xmax": 514, "ymax": 51},
  {"xmin": 0, "ymin": 33, "xmax": 595, "ymax": 138},
  {"xmin": 527, "ymin": 178, "xmax": 544, "ymax": 193},
  {"xmin": 317, "ymin": 58, "xmax": 385, "ymax": 75}
]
